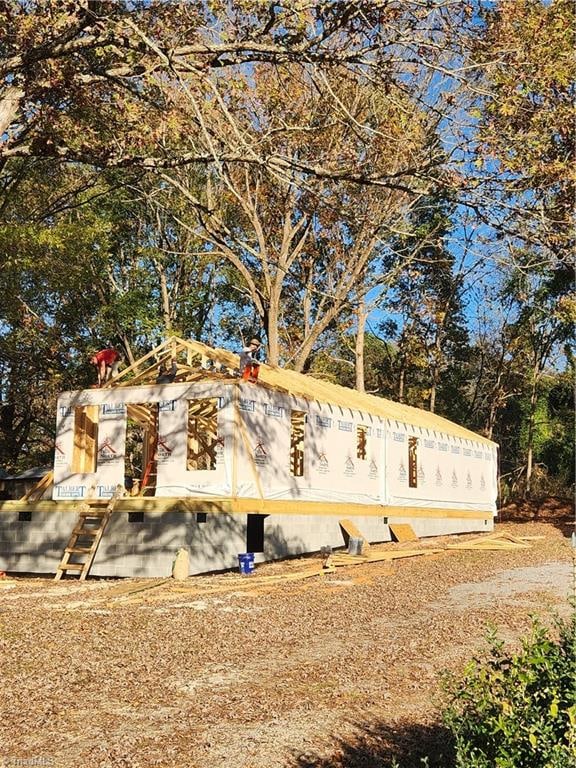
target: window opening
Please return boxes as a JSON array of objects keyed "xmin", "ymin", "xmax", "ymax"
[
  {"xmin": 125, "ymin": 404, "xmax": 159, "ymax": 496},
  {"xmin": 356, "ymin": 425, "xmax": 368, "ymax": 461},
  {"xmin": 72, "ymin": 405, "xmax": 99, "ymax": 473},
  {"xmin": 187, "ymin": 398, "xmax": 219, "ymax": 471},
  {"xmin": 408, "ymin": 436, "xmax": 418, "ymax": 488},
  {"xmin": 290, "ymin": 411, "xmax": 306, "ymax": 477}
]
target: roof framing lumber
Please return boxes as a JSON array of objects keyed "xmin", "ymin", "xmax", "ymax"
[{"xmin": 97, "ymin": 335, "xmax": 496, "ymax": 445}]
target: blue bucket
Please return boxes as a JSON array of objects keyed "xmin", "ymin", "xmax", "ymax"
[{"xmin": 238, "ymin": 552, "xmax": 255, "ymax": 576}]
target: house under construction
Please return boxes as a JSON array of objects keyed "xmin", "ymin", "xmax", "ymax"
[{"xmin": 0, "ymin": 336, "xmax": 498, "ymax": 578}]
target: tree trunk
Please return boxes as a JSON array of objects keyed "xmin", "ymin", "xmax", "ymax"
[
  {"xmin": 524, "ymin": 367, "xmax": 539, "ymax": 497},
  {"xmin": 266, "ymin": 286, "xmax": 281, "ymax": 366},
  {"xmin": 398, "ymin": 364, "xmax": 405, "ymax": 402},
  {"xmin": 355, "ymin": 295, "xmax": 367, "ymax": 392},
  {"xmin": 153, "ymin": 258, "xmax": 172, "ymax": 334},
  {"xmin": 0, "ymin": 86, "xmax": 23, "ymax": 138}
]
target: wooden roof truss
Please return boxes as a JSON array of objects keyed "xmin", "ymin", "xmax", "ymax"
[{"xmin": 100, "ymin": 335, "xmax": 495, "ymax": 446}]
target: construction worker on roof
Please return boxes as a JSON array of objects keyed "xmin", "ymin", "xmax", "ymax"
[
  {"xmin": 90, "ymin": 347, "xmax": 122, "ymax": 387},
  {"xmin": 239, "ymin": 338, "xmax": 262, "ymax": 382}
]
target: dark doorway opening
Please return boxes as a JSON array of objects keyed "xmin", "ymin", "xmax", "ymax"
[{"xmin": 247, "ymin": 514, "xmax": 267, "ymax": 552}]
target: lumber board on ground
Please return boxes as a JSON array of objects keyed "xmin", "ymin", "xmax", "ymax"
[
  {"xmin": 20, "ymin": 471, "xmax": 54, "ymax": 501},
  {"xmin": 328, "ymin": 549, "xmax": 444, "ymax": 567},
  {"xmin": 111, "ymin": 567, "xmax": 332, "ymax": 604},
  {"xmin": 446, "ymin": 533, "xmax": 530, "ymax": 551},
  {"xmin": 103, "ymin": 578, "xmax": 172, "ymax": 602}
]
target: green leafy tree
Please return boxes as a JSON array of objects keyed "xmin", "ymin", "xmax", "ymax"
[
  {"xmin": 382, "ymin": 191, "xmax": 470, "ymax": 414},
  {"xmin": 469, "ymin": 0, "xmax": 575, "ymax": 256}
]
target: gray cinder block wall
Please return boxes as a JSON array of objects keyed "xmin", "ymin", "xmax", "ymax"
[{"xmin": 0, "ymin": 509, "xmax": 492, "ymax": 578}]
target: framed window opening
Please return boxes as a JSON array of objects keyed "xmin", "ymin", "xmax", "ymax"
[
  {"xmin": 187, "ymin": 398, "xmax": 219, "ymax": 471},
  {"xmin": 356, "ymin": 425, "xmax": 368, "ymax": 461},
  {"xmin": 72, "ymin": 405, "xmax": 99, "ymax": 473},
  {"xmin": 290, "ymin": 410, "xmax": 306, "ymax": 477},
  {"xmin": 408, "ymin": 436, "xmax": 419, "ymax": 488}
]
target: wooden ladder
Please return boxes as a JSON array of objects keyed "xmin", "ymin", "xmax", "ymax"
[{"xmin": 54, "ymin": 485, "xmax": 124, "ymax": 581}]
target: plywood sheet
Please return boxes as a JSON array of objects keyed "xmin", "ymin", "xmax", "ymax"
[
  {"xmin": 389, "ymin": 523, "xmax": 418, "ymax": 542},
  {"xmin": 339, "ymin": 518, "xmax": 370, "ymax": 550}
]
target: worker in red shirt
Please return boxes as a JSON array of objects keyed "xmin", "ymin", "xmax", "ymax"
[{"xmin": 90, "ymin": 347, "xmax": 122, "ymax": 386}]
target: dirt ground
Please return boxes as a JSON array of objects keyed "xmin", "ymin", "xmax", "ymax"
[{"xmin": 1, "ymin": 499, "xmax": 574, "ymax": 768}]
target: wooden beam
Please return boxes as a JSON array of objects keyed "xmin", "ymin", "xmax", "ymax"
[
  {"xmin": 339, "ymin": 518, "xmax": 371, "ymax": 550},
  {"xmin": 20, "ymin": 470, "xmax": 54, "ymax": 501},
  {"xmin": 0, "ymin": 496, "xmax": 494, "ymax": 520},
  {"xmin": 104, "ymin": 337, "xmax": 178, "ymax": 387}
]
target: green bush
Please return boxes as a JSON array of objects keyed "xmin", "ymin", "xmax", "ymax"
[{"xmin": 442, "ymin": 611, "xmax": 576, "ymax": 768}]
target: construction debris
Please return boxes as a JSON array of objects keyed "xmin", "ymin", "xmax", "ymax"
[
  {"xmin": 327, "ymin": 548, "xmax": 444, "ymax": 568},
  {"xmin": 446, "ymin": 532, "xmax": 532, "ymax": 551}
]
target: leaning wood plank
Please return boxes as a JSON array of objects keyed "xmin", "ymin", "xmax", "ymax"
[
  {"xmin": 236, "ymin": 401, "xmax": 265, "ymax": 500},
  {"xmin": 20, "ymin": 471, "xmax": 54, "ymax": 501},
  {"xmin": 389, "ymin": 523, "xmax": 418, "ymax": 542},
  {"xmin": 339, "ymin": 519, "xmax": 371, "ymax": 550}
]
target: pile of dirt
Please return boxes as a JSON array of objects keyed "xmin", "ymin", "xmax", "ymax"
[{"xmin": 498, "ymin": 495, "xmax": 574, "ymax": 524}]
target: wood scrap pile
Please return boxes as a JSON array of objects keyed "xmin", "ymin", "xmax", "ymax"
[
  {"xmin": 445, "ymin": 532, "xmax": 537, "ymax": 551},
  {"xmin": 326, "ymin": 548, "xmax": 444, "ymax": 568}
]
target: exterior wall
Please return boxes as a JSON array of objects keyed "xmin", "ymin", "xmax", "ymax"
[
  {"xmin": 52, "ymin": 383, "xmax": 498, "ymax": 518},
  {"xmin": 53, "ymin": 382, "xmax": 234, "ymax": 501},
  {"xmin": 235, "ymin": 390, "xmax": 385, "ymax": 505},
  {"xmin": 384, "ymin": 420, "xmax": 498, "ymax": 513}
]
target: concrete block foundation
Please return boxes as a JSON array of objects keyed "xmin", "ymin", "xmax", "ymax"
[{"xmin": 0, "ymin": 508, "xmax": 493, "ymax": 578}]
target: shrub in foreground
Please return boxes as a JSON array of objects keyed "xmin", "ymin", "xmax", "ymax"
[{"xmin": 442, "ymin": 611, "xmax": 576, "ymax": 768}]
